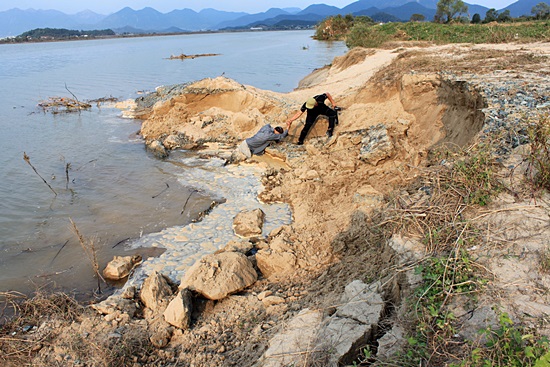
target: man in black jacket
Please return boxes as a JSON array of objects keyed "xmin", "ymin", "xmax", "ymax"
[{"xmin": 286, "ymin": 92, "xmax": 338, "ymax": 145}]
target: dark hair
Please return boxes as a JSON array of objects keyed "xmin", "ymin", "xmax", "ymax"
[{"xmin": 274, "ymin": 126, "xmax": 284, "ymax": 134}]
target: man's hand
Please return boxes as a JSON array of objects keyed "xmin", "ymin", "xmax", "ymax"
[{"xmin": 286, "ymin": 120, "xmax": 292, "ymax": 129}]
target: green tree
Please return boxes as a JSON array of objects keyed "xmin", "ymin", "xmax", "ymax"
[
  {"xmin": 471, "ymin": 13, "xmax": 481, "ymax": 23},
  {"xmin": 435, "ymin": 0, "xmax": 468, "ymax": 23},
  {"xmin": 315, "ymin": 14, "xmax": 352, "ymax": 40},
  {"xmin": 484, "ymin": 8, "xmax": 498, "ymax": 22},
  {"xmin": 497, "ymin": 9, "xmax": 512, "ymax": 22},
  {"xmin": 532, "ymin": 2, "xmax": 550, "ymax": 19},
  {"xmin": 314, "ymin": 14, "xmax": 372, "ymax": 41},
  {"xmin": 410, "ymin": 13, "xmax": 426, "ymax": 22}
]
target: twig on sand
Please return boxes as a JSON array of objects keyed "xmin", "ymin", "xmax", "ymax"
[{"xmin": 23, "ymin": 152, "xmax": 57, "ymax": 196}]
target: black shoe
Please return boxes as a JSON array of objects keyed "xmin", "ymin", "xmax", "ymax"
[
  {"xmin": 326, "ymin": 130, "xmax": 333, "ymax": 138},
  {"xmin": 297, "ymin": 141, "xmax": 303, "ymax": 145}
]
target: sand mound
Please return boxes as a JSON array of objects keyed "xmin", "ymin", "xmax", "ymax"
[{"xmin": 139, "ymin": 77, "xmax": 294, "ymax": 143}]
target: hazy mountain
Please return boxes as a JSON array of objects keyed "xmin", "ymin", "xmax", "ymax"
[
  {"xmin": 247, "ymin": 13, "xmax": 326, "ymax": 28},
  {"xmin": 353, "ymin": 8, "xmax": 403, "ymax": 22},
  {"xmin": 114, "ymin": 25, "xmax": 188, "ymax": 34},
  {"xmin": 72, "ymin": 10, "xmax": 106, "ymax": 26},
  {"xmin": 282, "ymin": 7, "xmax": 302, "ymax": 14},
  {"xmin": 503, "ymin": 0, "xmax": 546, "ymax": 17},
  {"xmin": 341, "ymin": 0, "xmax": 438, "ymax": 13},
  {"xmin": 214, "ymin": 8, "xmax": 292, "ymax": 29},
  {"xmin": 382, "ymin": 3, "xmax": 437, "ymax": 21},
  {"xmin": 0, "ymin": 0, "xmax": 547, "ymax": 38},
  {"xmin": 298, "ymin": 4, "xmax": 342, "ymax": 16},
  {"xmin": 96, "ymin": 7, "xmax": 167, "ymax": 30},
  {"xmin": 198, "ymin": 8, "xmax": 247, "ymax": 24},
  {"xmin": 466, "ymin": 4, "xmax": 491, "ymax": 18},
  {"xmin": 0, "ymin": 8, "xmax": 80, "ymax": 36}
]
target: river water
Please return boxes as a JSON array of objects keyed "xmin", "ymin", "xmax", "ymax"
[{"xmin": 0, "ymin": 30, "xmax": 347, "ymax": 298}]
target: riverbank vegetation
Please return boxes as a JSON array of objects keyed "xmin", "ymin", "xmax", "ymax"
[{"xmin": 315, "ymin": 1, "xmax": 550, "ymax": 48}]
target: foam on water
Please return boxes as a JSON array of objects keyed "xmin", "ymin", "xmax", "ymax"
[{"xmin": 126, "ymin": 156, "xmax": 292, "ymax": 287}]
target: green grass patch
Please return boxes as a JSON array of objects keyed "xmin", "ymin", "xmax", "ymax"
[
  {"xmin": 346, "ymin": 21, "xmax": 550, "ymax": 48},
  {"xmin": 453, "ymin": 144, "xmax": 503, "ymax": 206},
  {"xmin": 452, "ymin": 311, "xmax": 550, "ymax": 367}
]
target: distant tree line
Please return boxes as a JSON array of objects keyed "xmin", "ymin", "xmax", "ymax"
[{"xmin": 13, "ymin": 28, "xmax": 115, "ymax": 42}]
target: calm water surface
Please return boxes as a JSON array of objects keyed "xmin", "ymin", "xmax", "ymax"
[{"xmin": 0, "ymin": 31, "xmax": 347, "ymax": 297}]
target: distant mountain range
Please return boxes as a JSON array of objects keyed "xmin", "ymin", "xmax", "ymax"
[{"xmin": 0, "ymin": 0, "xmax": 546, "ymax": 38}]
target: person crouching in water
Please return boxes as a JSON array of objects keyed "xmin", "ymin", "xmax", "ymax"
[
  {"xmin": 236, "ymin": 121, "xmax": 292, "ymax": 160},
  {"xmin": 286, "ymin": 92, "xmax": 338, "ymax": 145}
]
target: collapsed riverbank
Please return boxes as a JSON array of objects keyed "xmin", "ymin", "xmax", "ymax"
[{"xmin": 2, "ymin": 42, "xmax": 550, "ymax": 366}]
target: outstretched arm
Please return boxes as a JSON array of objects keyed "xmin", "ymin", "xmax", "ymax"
[
  {"xmin": 286, "ymin": 110, "xmax": 303, "ymax": 124},
  {"xmin": 325, "ymin": 92, "xmax": 336, "ymax": 107}
]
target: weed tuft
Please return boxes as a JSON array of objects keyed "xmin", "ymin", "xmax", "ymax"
[{"xmin": 526, "ymin": 113, "xmax": 550, "ymax": 192}]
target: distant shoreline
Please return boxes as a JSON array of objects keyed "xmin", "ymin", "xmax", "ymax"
[{"xmin": 0, "ymin": 27, "xmax": 315, "ymax": 45}]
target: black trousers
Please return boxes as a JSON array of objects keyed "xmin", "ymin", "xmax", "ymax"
[{"xmin": 298, "ymin": 106, "xmax": 337, "ymax": 144}]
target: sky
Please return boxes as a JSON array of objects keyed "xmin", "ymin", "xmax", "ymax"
[{"xmin": 0, "ymin": 0, "xmax": 521, "ymax": 14}]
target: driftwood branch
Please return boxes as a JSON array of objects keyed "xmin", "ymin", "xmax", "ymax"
[
  {"xmin": 23, "ymin": 152, "xmax": 57, "ymax": 196},
  {"xmin": 38, "ymin": 97, "xmax": 91, "ymax": 114},
  {"xmin": 168, "ymin": 53, "xmax": 220, "ymax": 60},
  {"xmin": 64, "ymin": 83, "xmax": 79, "ymax": 104}
]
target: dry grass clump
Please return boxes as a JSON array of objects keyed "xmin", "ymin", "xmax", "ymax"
[
  {"xmin": 46, "ymin": 324, "xmax": 154, "ymax": 367},
  {"xmin": 0, "ymin": 290, "xmax": 83, "ymax": 366},
  {"xmin": 0, "ymin": 289, "xmax": 156, "ymax": 367},
  {"xmin": 375, "ymin": 139, "xmax": 503, "ymax": 255},
  {"xmin": 331, "ymin": 47, "xmax": 376, "ymax": 71},
  {"xmin": 526, "ymin": 113, "xmax": 550, "ymax": 192}
]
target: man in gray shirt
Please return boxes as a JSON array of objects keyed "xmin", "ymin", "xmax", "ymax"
[{"xmin": 237, "ymin": 122, "xmax": 291, "ymax": 158}]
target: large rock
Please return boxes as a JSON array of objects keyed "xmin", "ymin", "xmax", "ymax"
[
  {"xmin": 233, "ymin": 208, "xmax": 265, "ymax": 238},
  {"xmin": 91, "ymin": 294, "xmax": 137, "ymax": 318},
  {"xmin": 258, "ymin": 280, "xmax": 384, "ymax": 367},
  {"xmin": 358, "ymin": 124, "xmax": 392, "ymax": 165},
  {"xmin": 260, "ymin": 309, "xmax": 324, "ymax": 367},
  {"xmin": 316, "ymin": 280, "xmax": 384, "ymax": 366},
  {"xmin": 163, "ymin": 289, "xmax": 193, "ymax": 330},
  {"xmin": 102, "ymin": 255, "xmax": 141, "ymax": 280},
  {"xmin": 146, "ymin": 139, "xmax": 168, "ymax": 159},
  {"xmin": 256, "ymin": 235, "xmax": 297, "ymax": 278},
  {"xmin": 180, "ymin": 252, "xmax": 258, "ymax": 300},
  {"xmin": 140, "ymin": 271, "xmax": 173, "ymax": 312}
]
